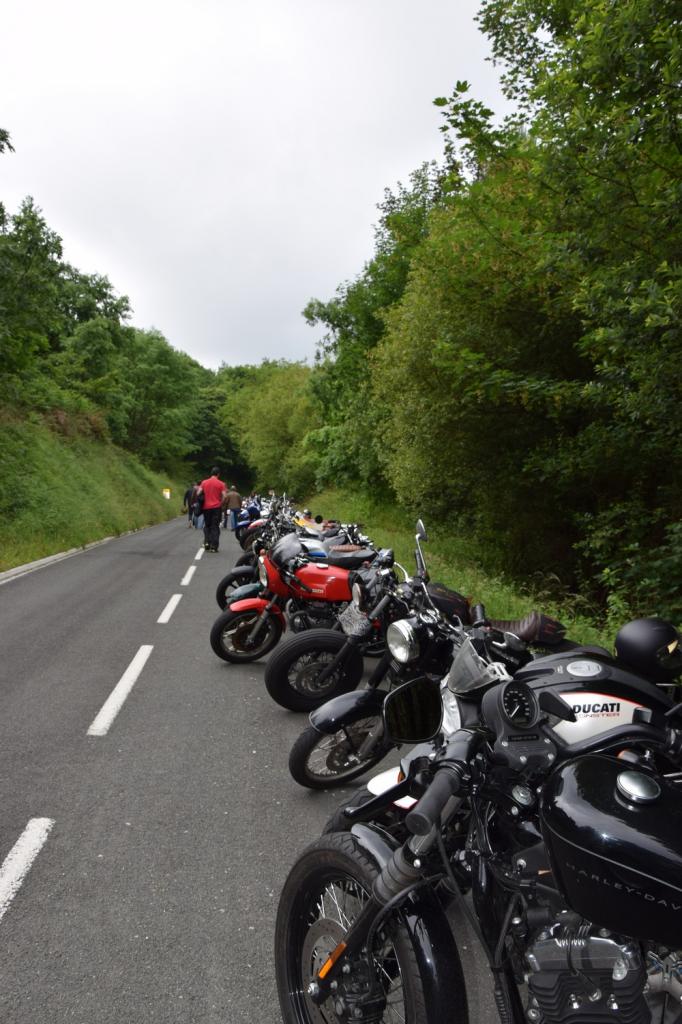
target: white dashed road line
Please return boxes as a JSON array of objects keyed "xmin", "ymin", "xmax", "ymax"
[
  {"xmin": 157, "ymin": 593, "xmax": 183, "ymax": 624},
  {"xmin": 194, "ymin": 548, "xmax": 204, "ymax": 561},
  {"xmin": 87, "ymin": 645, "xmax": 155, "ymax": 737},
  {"xmin": 0, "ymin": 818, "xmax": 55, "ymax": 924},
  {"xmin": 181, "ymin": 565, "xmax": 196, "ymax": 586}
]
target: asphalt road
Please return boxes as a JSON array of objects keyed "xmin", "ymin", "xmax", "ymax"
[{"xmin": 0, "ymin": 519, "xmax": 494, "ymax": 1023}]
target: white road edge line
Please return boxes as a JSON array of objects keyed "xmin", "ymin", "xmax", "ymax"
[
  {"xmin": 157, "ymin": 593, "xmax": 182, "ymax": 624},
  {"xmin": 87, "ymin": 645, "xmax": 154, "ymax": 737},
  {"xmin": 0, "ymin": 818, "xmax": 55, "ymax": 924},
  {"xmin": 194, "ymin": 548, "xmax": 204, "ymax": 561},
  {"xmin": 181, "ymin": 565, "xmax": 196, "ymax": 586}
]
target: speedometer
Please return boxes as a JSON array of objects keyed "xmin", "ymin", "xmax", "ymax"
[{"xmin": 501, "ymin": 682, "xmax": 537, "ymax": 728}]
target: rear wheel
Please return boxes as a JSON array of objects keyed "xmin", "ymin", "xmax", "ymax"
[
  {"xmin": 241, "ymin": 525, "xmax": 264, "ymax": 551},
  {"xmin": 264, "ymin": 630, "xmax": 364, "ymax": 712},
  {"xmin": 289, "ymin": 719, "xmax": 388, "ymax": 790},
  {"xmin": 215, "ymin": 567, "xmax": 257, "ymax": 609},
  {"xmin": 210, "ymin": 608, "xmax": 283, "ymax": 663},
  {"xmin": 275, "ymin": 832, "xmax": 432, "ymax": 1024},
  {"xmin": 235, "ymin": 551, "xmax": 256, "ymax": 568}
]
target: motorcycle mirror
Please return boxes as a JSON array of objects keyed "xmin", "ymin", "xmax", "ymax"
[
  {"xmin": 383, "ymin": 677, "xmax": 443, "ymax": 744},
  {"xmin": 538, "ymin": 690, "xmax": 577, "ymax": 722},
  {"xmin": 415, "ymin": 519, "xmax": 428, "ymax": 542},
  {"xmin": 314, "ymin": 514, "xmax": 324, "ymax": 523}
]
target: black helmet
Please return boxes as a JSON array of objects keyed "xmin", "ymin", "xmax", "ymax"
[{"xmin": 614, "ymin": 618, "xmax": 682, "ymax": 682}]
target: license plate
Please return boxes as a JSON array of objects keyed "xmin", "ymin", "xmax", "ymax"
[{"xmin": 338, "ymin": 603, "xmax": 370, "ymax": 637}]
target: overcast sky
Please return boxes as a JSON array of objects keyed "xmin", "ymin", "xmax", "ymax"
[{"xmin": 2, "ymin": 0, "xmax": 505, "ymax": 370}]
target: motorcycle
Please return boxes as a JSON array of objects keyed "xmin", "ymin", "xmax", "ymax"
[
  {"xmin": 209, "ymin": 533, "xmax": 378, "ymax": 663},
  {"xmin": 275, "ymin": 615, "xmax": 682, "ymax": 1024},
  {"xmin": 280, "ymin": 520, "xmax": 564, "ymax": 783},
  {"xmin": 214, "ymin": 513, "xmax": 375, "ymax": 610}
]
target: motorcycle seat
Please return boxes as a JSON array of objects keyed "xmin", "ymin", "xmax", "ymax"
[
  {"xmin": 325, "ymin": 548, "xmax": 377, "ymax": 569},
  {"xmin": 488, "ymin": 610, "xmax": 560, "ymax": 644}
]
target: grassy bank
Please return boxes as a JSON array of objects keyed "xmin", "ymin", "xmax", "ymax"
[
  {"xmin": 311, "ymin": 488, "xmax": 612, "ymax": 649},
  {"xmin": 0, "ymin": 415, "xmax": 185, "ymax": 571}
]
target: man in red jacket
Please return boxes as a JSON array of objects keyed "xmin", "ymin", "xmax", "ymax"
[{"xmin": 196, "ymin": 467, "xmax": 227, "ymax": 552}]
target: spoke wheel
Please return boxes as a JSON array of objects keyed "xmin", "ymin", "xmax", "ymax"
[
  {"xmin": 276, "ymin": 833, "xmax": 428, "ymax": 1024},
  {"xmin": 264, "ymin": 630, "xmax": 364, "ymax": 711},
  {"xmin": 209, "ymin": 609, "xmax": 283, "ymax": 663},
  {"xmin": 289, "ymin": 719, "xmax": 388, "ymax": 790}
]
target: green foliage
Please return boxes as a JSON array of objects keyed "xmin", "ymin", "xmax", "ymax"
[
  {"xmin": 0, "ymin": 189, "xmax": 240, "ymax": 476},
  {"xmin": 221, "ymin": 361, "xmax": 321, "ymax": 496},
  {"xmin": 0, "ymin": 414, "xmax": 183, "ymax": 570},
  {"xmin": 300, "ymin": 0, "xmax": 682, "ymax": 623}
]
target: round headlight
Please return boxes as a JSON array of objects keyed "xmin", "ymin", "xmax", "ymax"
[
  {"xmin": 387, "ymin": 620, "xmax": 420, "ymax": 664},
  {"xmin": 351, "ymin": 580, "xmax": 366, "ymax": 609},
  {"xmin": 258, "ymin": 557, "xmax": 269, "ymax": 587}
]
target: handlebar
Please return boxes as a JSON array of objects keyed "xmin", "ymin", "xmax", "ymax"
[
  {"xmin": 405, "ymin": 765, "xmax": 462, "ymax": 836},
  {"xmin": 405, "ymin": 729, "xmax": 483, "ymax": 836}
]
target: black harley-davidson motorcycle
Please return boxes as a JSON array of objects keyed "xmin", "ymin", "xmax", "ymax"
[{"xmin": 275, "ymin": 615, "xmax": 682, "ymax": 1024}]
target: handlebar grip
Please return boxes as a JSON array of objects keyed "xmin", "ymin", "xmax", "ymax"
[
  {"xmin": 405, "ymin": 766, "xmax": 462, "ymax": 836},
  {"xmin": 472, "ymin": 603, "xmax": 487, "ymax": 626}
]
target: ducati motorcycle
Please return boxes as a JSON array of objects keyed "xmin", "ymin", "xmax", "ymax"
[
  {"xmin": 275, "ymin": 616, "xmax": 682, "ymax": 1024},
  {"xmin": 209, "ymin": 533, "xmax": 377, "ymax": 663},
  {"xmin": 280, "ymin": 521, "xmax": 565, "ymax": 783}
]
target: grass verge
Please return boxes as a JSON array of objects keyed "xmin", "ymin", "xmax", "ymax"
[
  {"xmin": 0, "ymin": 417, "xmax": 185, "ymax": 571},
  {"xmin": 311, "ymin": 487, "xmax": 612, "ymax": 649}
]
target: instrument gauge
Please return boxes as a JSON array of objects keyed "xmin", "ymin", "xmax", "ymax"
[{"xmin": 501, "ymin": 682, "xmax": 537, "ymax": 728}]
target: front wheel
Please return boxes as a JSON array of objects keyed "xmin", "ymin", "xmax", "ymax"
[
  {"xmin": 215, "ymin": 567, "xmax": 257, "ymax": 609},
  {"xmin": 264, "ymin": 630, "xmax": 364, "ymax": 712},
  {"xmin": 275, "ymin": 832, "xmax": 435, "ymax": 1024},
  {"xmin": 210, "ymin": 608, "xmax": 283, "ymax": 663},
  {"xmin": 289, "ymin": 719, "xmax": 389, "ymax": 790}
]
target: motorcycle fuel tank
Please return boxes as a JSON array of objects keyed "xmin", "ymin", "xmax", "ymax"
[
  {"xmin": 294, "ymin": 562, "xmax": 352, "ymax": 602},
  {"xmin": 515, "ymin": 650, "xmax": 672, "ymax": 744},
  {"xmin": 541, "ymin": 754, "xmax": 682, "ymax": 947}
]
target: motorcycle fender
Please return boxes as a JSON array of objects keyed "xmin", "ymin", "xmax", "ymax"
[
  {"xmin": 228, "ymin": 597, "xmax": 286, "ymax": 627},
  {"xmin": 350, "ymin": 824, "xmax": 467, "ymax": 1022},
  {"xmin": 226, "ymin": 582, "xmax": 262, "ymax": 603},
  {"xmin": 309, "ymin": 688, "xmax": 386, "ymax": 734}
]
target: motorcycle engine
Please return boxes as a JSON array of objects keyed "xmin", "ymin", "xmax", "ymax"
[
  {"xmin": 287, "ymin": 601, "xmax": 339, "ymax": 633},
  {"xmin": 524, "ymin": 918, "xmax": 658, "ymax": 1023}
]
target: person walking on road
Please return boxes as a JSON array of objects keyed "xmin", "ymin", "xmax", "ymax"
[
  {"xmin": 183, "ymin": 484, "xmax": 195, "ymax": 527},
  {"xmin": 223, "ymin": 485, "xmax": 242, "ymax": 531},
  {"xmin": 196, "ymin": 468, "xmax": 227, "ymax": 552}
]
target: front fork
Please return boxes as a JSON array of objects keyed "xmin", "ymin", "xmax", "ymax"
[
  {"xmin": 246, "ymin": 594, "xmax": 282, "ymax": 644},
  {"xmin": 308, "ymin": 830, "xmax": 438, "ymax": 1008}
]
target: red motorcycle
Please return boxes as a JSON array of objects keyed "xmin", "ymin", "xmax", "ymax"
[{"xmin": 209, "ymin": 534, "xmax": 376, "ymax": 663}]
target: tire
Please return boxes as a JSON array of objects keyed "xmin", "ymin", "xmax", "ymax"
[
  {"xmin": 235, "ymin": 551, "xmax": 256, "ymax": 568},
  {"xmin": 241, "ymin": 525, "xmax": 264, "ymax": 551},
  {"xmin": 215, "ymin": 567, "xmax": 257, "ymax": 609},
  {"xmin": 289, "ymin": 720, "xmax": 389, "ymax": 790},
  {"xmin": 210, "ymin": 608, "xmax": 283, "ymax": 663},
  {"xmin": 275, "ymin": 831, "xmax": 432, "ymax": 1024},
  {"xmin": 264, "ymin": 630, "xmax": 364, "ymax": 712}
]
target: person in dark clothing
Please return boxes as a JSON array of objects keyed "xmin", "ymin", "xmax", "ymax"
[
  {"xmin": 183, "ymin": 485, "xmax": 195, "ymax": 527},
  {"xmin": 196, "ymin": 467, "xmax": 227, "ymax": 551}
]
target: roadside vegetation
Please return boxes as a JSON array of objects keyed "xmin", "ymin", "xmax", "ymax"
[
  {"xmin": 0, "ymin": 413, "xmax": 183, "ymax": 570},
  {"xmin": 311, "ymin": 487, "xmax": 612, "ymax": 649}
]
